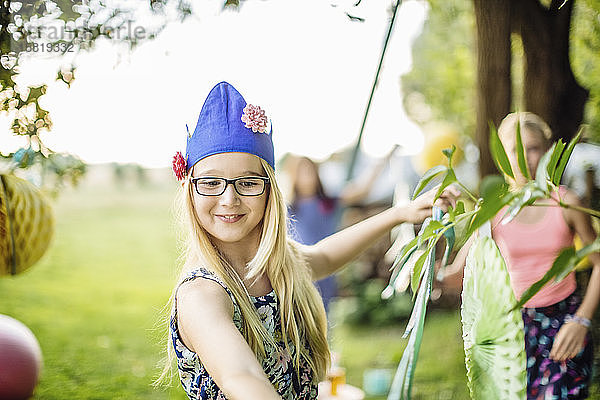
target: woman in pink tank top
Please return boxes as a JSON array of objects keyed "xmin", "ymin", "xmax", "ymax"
[
  {"xmin": 495, "ymin": 113, "xmax": 600, "ymax": 399},
  {"xmin": 448, "ymin": 112, "xmax": 600, "ymax": 399}
]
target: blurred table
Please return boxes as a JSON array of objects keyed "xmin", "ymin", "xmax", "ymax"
[{"xmin": 317, "ymin": 381, "xmax": 365, "ymax": 400}]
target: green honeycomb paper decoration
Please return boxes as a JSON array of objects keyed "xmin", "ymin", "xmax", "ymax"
[
  {"xmin": 0, "ymin": 174, "xmax": 54, "ymax": 276},
  {"xmin": 461, "ymin": 230, "xmax": 527, "ymax": 400}
]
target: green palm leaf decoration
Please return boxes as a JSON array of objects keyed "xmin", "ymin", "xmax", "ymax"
[
  {"xmin": 461, "ymin": 226, "xmax": 526, "ymax": 400},
  {"xmin": 381, "ymin": 125, "xmax": 597, "ymax": 398},
  {"xmin": 387, "ymin": 208, "xmax": 446, "ymax": 400}
]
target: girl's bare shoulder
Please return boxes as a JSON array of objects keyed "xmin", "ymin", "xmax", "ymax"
[{"xmin": 177, "ymin": 275, "xmax": 234, "ymax": 317}]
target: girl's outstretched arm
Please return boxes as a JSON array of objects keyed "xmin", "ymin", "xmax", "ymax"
[
  {"xmin": 304, "ymin": 186, "xmax": 459, "ymax": 280},
  {"xmin": 176, "ymin": 278, "xmax": 282, "ymax": 400},
  {"xmin": 550, "ymin": 189, "xmax": 600, "ymax": 361}
]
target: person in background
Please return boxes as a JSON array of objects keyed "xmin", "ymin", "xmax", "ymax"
[
  {"xmin": 446, "ymin": 112, "xmax": 600, "ymax": 399},
  {"xmin": 286, "ymin": 147, "xmax": 398, "ymax": 313}
]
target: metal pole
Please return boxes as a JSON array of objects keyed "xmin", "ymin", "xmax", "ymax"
[{"xmin": 346, "ymin": 0, "xmax": 403, "ymax": 181}]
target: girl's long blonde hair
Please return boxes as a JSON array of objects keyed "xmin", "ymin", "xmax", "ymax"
[{"xmin": 156, "ymin": 157, "xmax": 330, "ymax": 385}]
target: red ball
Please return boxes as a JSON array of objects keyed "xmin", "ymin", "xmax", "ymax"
[{"xmin": 0, "ymin": 315, "xmax": 43, "ymax": 400}]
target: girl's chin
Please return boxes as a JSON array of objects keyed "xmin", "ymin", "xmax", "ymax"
[{"xmin": 208, "ymin": 229, "xmax": 254, "ymax": 246}]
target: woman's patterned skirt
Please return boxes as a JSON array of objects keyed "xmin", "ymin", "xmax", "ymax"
[{"xmin": 522, "ymin": 293, "xmax": 593, "ymax": 399}]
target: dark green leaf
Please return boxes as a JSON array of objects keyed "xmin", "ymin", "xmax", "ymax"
[
  {"xmin": 434, "ymin": 168, "xmax": 457, "ymax": 203},
  {"xmin": 552, "ymin": 129, "xmax": 581, "ymax": 185},
  {"xmin": 556, "ymin": 238, "xmax": 600, "ymax": 281},
  {"xmin": 412, "ymin": 165, "xmax": 447, "ymax": 199},
  {"xmin": 455, "ymin": 201, "xmax": 466, "ymax": 215},
  {"xmin": 534, "ymin": 145, "xmax": 555, "ymax": 192},
  {"xmin": 554, "ymin": 238, "xmax": 600, "ymax": 283},
  {"xmin": 411, "ymin": 249, "xmax": 431, "ymax": 296},
  {"xmin": 576, "ymin": 238, "xmax": 600, "ymax": 258},
  {"xmin": 515, "ymin": 119, "xmax": 531, "ymax": 180},
  {"xmin": 489, "ymin": 121, "xmax": 514, "ymax": 179},
  {"xmin": 447, "ymin": 200, "xmax": 466, "ymax": 222},
  {"xmin": 420, "ymin": 220, "xmax": 445, "ymax": 237},
  {"xmin": 393, "ymin": 248, "xmax": 433, "ymax": 398},
  {"xmin": 513, "ymin": 247, "xmax": 577, "ymax": 309},
  {"xmin": 546, "ymin": 140, "xmax": 565, "ymax": 182},
  {"xmin": 417, "ymin": 220, "xmax": 444, "ymax": 248},
  {"xmin": 466, "ymin": 176, "xmax": 511, "ymax": 238},
  {"xmin": 479, "ymin": 175, "xmax": 509, "ymax": 200}
]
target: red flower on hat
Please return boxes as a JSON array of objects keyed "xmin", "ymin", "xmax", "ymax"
[
  {"xmin": 172, "ymin": 151, "xmax": 187, "ymax": 181},
  {"xmin": 241, "ymin": 104, "xmax": 268, "ymax": 134}
]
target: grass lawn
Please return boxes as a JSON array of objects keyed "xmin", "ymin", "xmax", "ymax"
[
  {"xmin": 329, "ymin": 309, "xmax": 468, "ymax": 400},
  {"xmin": 0, "ymin": 169, "xmax": 469, "ymax": 399}
]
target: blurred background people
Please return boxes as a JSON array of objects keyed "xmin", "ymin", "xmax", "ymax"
[{"xmin": 285, "ymin": 146, "xmax": 399, "ymax": 313}]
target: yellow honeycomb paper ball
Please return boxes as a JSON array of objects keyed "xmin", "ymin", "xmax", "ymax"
[{"xmin": 0, "ymin": 174, "xmax": 54, "ymax": 276}]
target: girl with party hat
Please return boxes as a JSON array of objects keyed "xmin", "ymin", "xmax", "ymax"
[{"xmin": 159, "ymin": 81, "xmax": 457, "ymax": 399}]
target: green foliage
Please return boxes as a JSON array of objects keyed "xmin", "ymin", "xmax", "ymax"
[
  {"xmin": 571, "ymin": 0, "xmax": 600, "ymax": 143},
  {"xmin": 489, "ymin": 122, "xmax": 515, "ymax": 179},
  {"xmin": 404, "ymin": 0, "xmax": 600, "ymax": 144},
  {"xmin": 515, "ymin": 121, "xmax": 531, "ymax": 179},
  {"xmin": 514, "ymin": 239, "xmax": 600, "ymax": 309},
  {"xmin": 387, "ymin": 211, "xmax": 450, "ymax": 400},
  {"xmin": 412, "ymin": 165, "xmax": 447, "ymax": 199},
  {"xmin": 0, "ymin": 0, "xmax": 193, "ymax": 188},
  {"xmin": 412, "ymin": 146, "xmax": 461, "ymax": 205},
  {"xmin": 337, "ymin": 279, "xmax": 414, "ymax": 327},
  {"xmin": 465, "ymin": 176, "xmax": 511, "ymax": 239},
  {"xmin": 547, "ymin": 141, "xmax": 566, "ymax": 184},
  {"xmin": 553, "ymin": 129, "xmax": 581, "ymax": 185},
  {"xmin": 1, "ymin": 148, "xmax": 87, "ymax": 193},
  {"xmin": 401, "ymin": 0, "xmax": 475, "ymax": 135},
  {"xmin": 388, "ymin": 121, "xmax": 599, "ymax": 398}
]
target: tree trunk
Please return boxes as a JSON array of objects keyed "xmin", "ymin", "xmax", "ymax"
[
  {"xmin": 473, "ymin": 0, "xmax": 512, "ymax": 178},
  {"xmin": 513, "ymin": 0, "xmax": 588, "ymax": 142}
]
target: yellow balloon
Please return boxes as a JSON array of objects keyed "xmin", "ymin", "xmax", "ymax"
[
  {"xmin": 414, "ymin": 122, "xmax": 463, "ymax": 173},
  {"xmin": 0, "ymin": 174, "xmax": 54, "ymax": 276}
]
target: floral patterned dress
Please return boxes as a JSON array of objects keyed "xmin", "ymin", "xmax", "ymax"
[{"xmin": 170, "ymin": 268, "xmax": 318, "ymax": 400}]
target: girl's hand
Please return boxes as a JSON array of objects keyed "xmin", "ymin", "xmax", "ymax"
[
  {"xmin": 399, "ymin": 186, "xmax": 460, "ymax": 225},
  {"xmin": 549, "ymin": 321, "xmax": 588, "ymax": 361}
]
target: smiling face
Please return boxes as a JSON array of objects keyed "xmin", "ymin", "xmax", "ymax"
[{"xmin": 190, "ymin": 152, "xmax": 268, "ymax": 251}]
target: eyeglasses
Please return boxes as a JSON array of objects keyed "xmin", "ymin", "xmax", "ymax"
[{"xmin": 190, "ymin": 176, "xmax": 270, "ymax": 196}]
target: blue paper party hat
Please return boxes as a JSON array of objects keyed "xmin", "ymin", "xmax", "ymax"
[{"xmin": 185, "ymin": 81, "xmax": 274, "ymax": 171}]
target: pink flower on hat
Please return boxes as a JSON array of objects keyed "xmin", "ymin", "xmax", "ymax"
[
  {"xmin": 172, "ymin": 151, "xmax": 187, "ymax": 181},
  {"xmin": 241, "ymin": 104, "xmax": 268, "ymax": 134}
]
